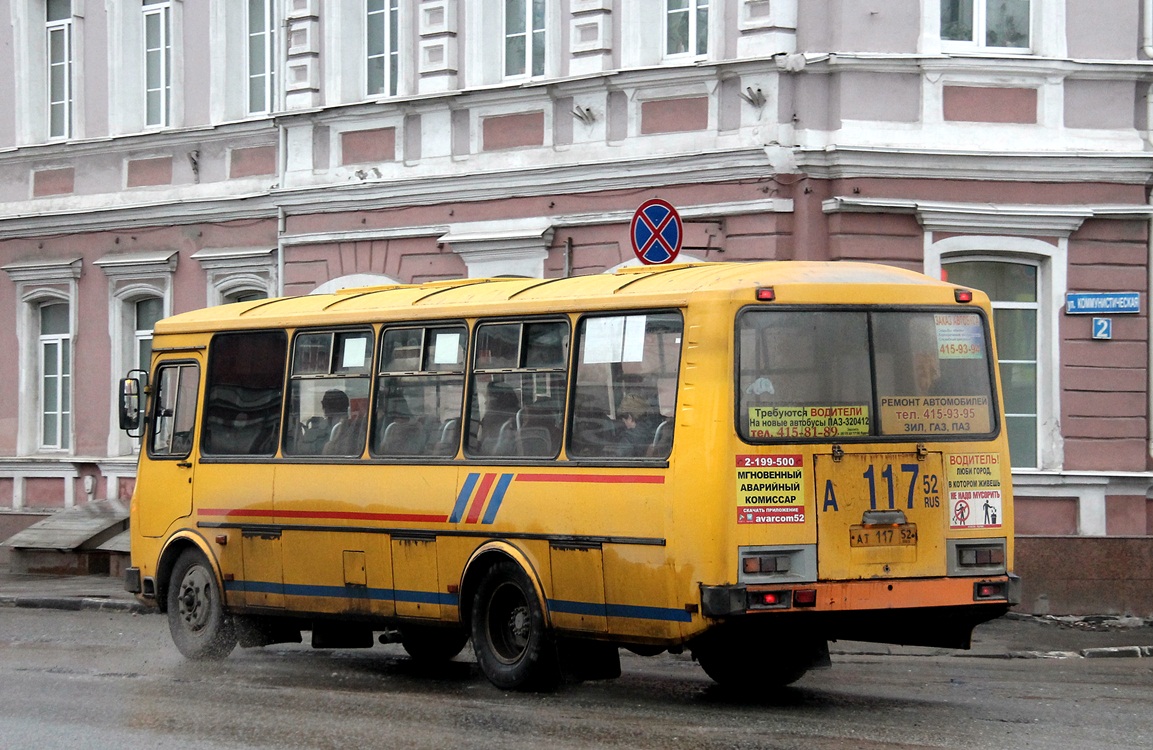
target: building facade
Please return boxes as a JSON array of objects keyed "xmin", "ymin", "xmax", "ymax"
[{"xmin": 1, "ymin": 0, "xmax": 1152, "ymax": 613}]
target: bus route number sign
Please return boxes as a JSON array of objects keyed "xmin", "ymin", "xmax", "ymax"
[{"xmin": 631, "ymin": 199, "xmax": 683, "ymax": 265}]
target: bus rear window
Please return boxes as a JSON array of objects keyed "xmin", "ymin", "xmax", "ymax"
[{"xmin": 737, "ymin": 309, "xmax": 996, "ymax": 441}]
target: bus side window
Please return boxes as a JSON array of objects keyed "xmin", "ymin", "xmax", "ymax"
[
  {"xmin": 283, "ymin": 329, "xmax": 373, "ymax": 458},
  {"xmin": 466, "ymin": 320, "xmax": 568, "ymax": 459},
  {"xmin": 570, "ymin": 312, "xmax": 683, "ymax": 460},
  {"xmin": 201, "ymin": 331, "xmax": 287, "ymax": 456},
  {"xmin": 373, "ymin": 325, "xmax": 466, "ymax": 458},
  {"xmin": 149, "ymin": 363, "xmax": 199, "ymax": 458}
]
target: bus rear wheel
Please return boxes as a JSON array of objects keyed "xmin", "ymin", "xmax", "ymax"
[
  {"xmin": 166, "ymin": 549, "xmax": 237, "ymax": 660},
  {"xmin": 470, "ymin": 561, "xmax": 559, "ymax": 691},
  {"xmin": 400, "ymin": 625, "xmax": 469, "ymax": 662}
]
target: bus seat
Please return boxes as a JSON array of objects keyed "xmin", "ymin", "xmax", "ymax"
[
  {"xmin": 430, "ymin": 418, "xmax": 460, "ymax": 456},
  {"xmin": 516, "ymin": 426, "xmax": 552, "ymax": 457},
  {"xmin": 649, "ymin": 418, "xmax": 673, "ymax": 457},
  {"xmin": 491, "ymin": 418, "xmax": 517, "ymax": 456},
  {"xmin": 378, "ymin": 419, "xmax": 427, "ymax": 456}
]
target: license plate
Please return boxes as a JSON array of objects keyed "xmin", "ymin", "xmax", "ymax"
[{"xmin": 849, "ymin": 523, "xmax": 918, "ymax": 548}]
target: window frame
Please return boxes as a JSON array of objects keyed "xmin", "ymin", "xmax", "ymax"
[
  {"xmin": 927, "ymin": 234, "xmax": 1064, "ymax": 472},
  {"xmin": 143, "ymin": 0, "xmax": 173, "ymax": 127},
  {"xmin": 503, "ymin": 0, "xmax": 546, "ymax": 79},
  {"xmin": 282, "ymin": 327, "xmax": 375, "ymax": 458},
  {"xmin": 465, "ymin": 317, "xmax": 570, "ymax": 459},
  {"xmin": 735, "ymin": 305, "xmax": 1001, "ymax": 446},
  {"xmin": 939, "ymin": 0, "xmax": 1032, "ymax": 53},
  {"xmin": 942, "ymin": 257, "xmax": 1042, "ymax": 469},
  {"xmin": 664, "ymin": 0, "xmax": 709, "ymax": 60},
  {"xmin": 373, "ymin": 322, "xmax": 469, "ymax": 459},
  {"xmin": 38, "ymin": 301, "xmax": 72, "ymax": 451},
  {"xmin": 366, "ymin": 0, "xmax": 400, "ymax": 97},
  {"xmin": 46, "ymin": 1, "xmax": 74, "ymax": 139},
  {"xmin": 147, "ymin": 360, "xmax": 200, "ymax": 460},
  {"xmin": 247, "ymin": 0, "xmax": 277, "ymax": 114}
]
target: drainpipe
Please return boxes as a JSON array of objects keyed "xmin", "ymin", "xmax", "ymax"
[
  {"xmin": 277, "ymin": 204, "xmax": 286, "ymax": 297},
  {"xmin": 1145, "ymin": 0, "xmax": 1153, "ymax": 143}
]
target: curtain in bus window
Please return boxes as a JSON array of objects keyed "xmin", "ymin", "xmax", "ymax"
[
  {"xmin": 373, "ymin": 325, "xmax": 466, "ymax": 458},
  {"xmin": 873, "ymin": 311, "xmax": 995, "ymax": 437},
  {"xmin": 283, "ymin": 329, "xmax": 373, "ymax": 457},
  {"xmin": 737, "ymin": 311, "xmax": 871, "ymax": 441},
  {"xmin": 570, "ymin": 312, "xmax": 683, "ymax": 459},
  {"xmin": 466, "ymin": 320, "xmax": 570, "ymax": 459},
  {"xmin": 201, "ymin": 331, "xmax": 287, "ymax": 456}
]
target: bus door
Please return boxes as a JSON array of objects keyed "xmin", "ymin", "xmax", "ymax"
[
  {"xmin": 137, "ymin": 358, "xmax": 202, "ymax": 538},
  {"xmin": 196, "ymin": 330, "xmax": 288, "ymax": 609},
  {"xmin": 814, "ymin": 450, "xmax": 947, "ymax": 581}
]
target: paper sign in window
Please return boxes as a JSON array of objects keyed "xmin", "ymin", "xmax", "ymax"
[
  {"xmin": 433, "ymin": 332, "xmax": 461, "ymax": 365},
  {"xmin": 583, "ymin": 316, "xmax": 646, "ymax": 364},
  {"xmin": 342, "ymin": 337, "xmax": 367, "ymax": 369}
]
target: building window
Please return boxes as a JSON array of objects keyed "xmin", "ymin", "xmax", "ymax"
[
  {"xmin": 134, "ymin": 297, "xmax": 164, "ymax": 373},
  {"xmin": 944, "ymin": 259, "xmax": 1039, "ymax": 468},
  {"xmin": 666, "ymin": 0, "xmax": 708, "ymax": 58},
  {"xmin": 941, "ymin": 0, "xmax": 1030, "ymax": 50},
  {"xmin": 247, "ymin": 0, "xmax": 276, "ymax": 113},
  {"xmin": 143, "ymin": 0, "xmax": 172, "ymax": 127},
  {"xmin": 39, "ymin": 302, "xmax": 71, "ymax": 451},
  {"xmin": 504, "ymin": 0, "xmax": 545, "ymax": 77},
  {"xmin": 367, "ymin": 0, "xmax": 400, "ymax": 96},
  {"xmin": 46, "ymin": 0, "xmax": 73, "ymax": 139}
]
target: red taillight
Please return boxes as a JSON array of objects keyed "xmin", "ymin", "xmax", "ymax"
[
  {"xmin": 755, "ymin": 287, "xmax": 775, "ymax": 301},
  {"xmin": 954, "ymin": 288, "xmax": 974, "ymax": 303},
  {"xmin": 793, "ymin": 589, "xmax": 817, "ymax": 607},
  {"xmin": 974, "ymin": 582, "xmax": 1006, "ymax": 600},
  {"xmin": 760, "ymin": 592, "xmax": 781, "ymax": 606}
]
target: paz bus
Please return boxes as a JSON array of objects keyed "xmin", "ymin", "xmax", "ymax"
[{"xmin": 120, "ymin": 260, "xmax": 1018, "ymax": 690}]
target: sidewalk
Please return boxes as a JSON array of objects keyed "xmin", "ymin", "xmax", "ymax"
[{"xmin": 2, "ymin": 570, "xmax": 1151, "ymax": 659}]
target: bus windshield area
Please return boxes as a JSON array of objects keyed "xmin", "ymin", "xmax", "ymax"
[{"xmin": 737, "ymin": 309, "xmax": 996, "ymax": 442}]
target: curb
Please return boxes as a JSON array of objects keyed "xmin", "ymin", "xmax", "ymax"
[{"xmin": 0, "ymin": 595, "xmax": 153, "ymax": 615}]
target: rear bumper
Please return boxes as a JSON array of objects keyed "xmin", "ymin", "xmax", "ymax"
[{"xmin": 698, "ymin": 575, "xmax": 1018, "ymax": 650}]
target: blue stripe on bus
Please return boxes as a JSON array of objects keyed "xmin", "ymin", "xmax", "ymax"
[
  {"xmin": 224, "ymin": 580, "xmax": 459, "ymax": 607},
  {"xmin": 549, "ymin": 599, "xmax": 693, "ymax": 623},
  {"xmin": 480, "ymin": 473, "xmax": 514, "ymax": 525},
  {"xmin": 449, "ymin": 473, "xmax": 479, "ymax": 524}
]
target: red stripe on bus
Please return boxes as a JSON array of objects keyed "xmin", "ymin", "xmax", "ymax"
[
  {"xmin": 465, "ymin": 473, "xmax": 497, "ymax": 525},
  {"xmin": 516, "ymin": 474, "xmax": 665, "ymax": 484},
  {"xmin": 197, "ymin": 508, "xmax": 448, "ymax": 523}
]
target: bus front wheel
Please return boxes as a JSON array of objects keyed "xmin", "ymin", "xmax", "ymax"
[
  {"xmin": 470, "ymin": 561, "xmax": 559, "ymax": 691},
  {"xmin": 166, "ymin": 549, "xmax": 237, "ymax": 660}
]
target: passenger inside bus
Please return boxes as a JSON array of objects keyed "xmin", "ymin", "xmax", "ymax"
[{"xmin": 613, "ymin": 394, "xmax": 661, "ymax": 457}]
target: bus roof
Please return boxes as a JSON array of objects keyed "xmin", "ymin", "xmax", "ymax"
[{"xmin": 155, "ymin": 261, "xmax": 979, "ymax": 334}]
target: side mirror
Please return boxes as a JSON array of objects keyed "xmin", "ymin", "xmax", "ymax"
[{"xmin": 119, "ymin": 370, "xmax": 149, "ymax": 436}]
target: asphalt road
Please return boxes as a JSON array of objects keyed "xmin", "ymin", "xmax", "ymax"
[{"xmin": 1, "ymin": 606, "xmax": 1151, "ymax": 750}]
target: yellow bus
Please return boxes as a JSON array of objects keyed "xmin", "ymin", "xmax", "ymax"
[{"xmin": 120, "ymin": 260, "xmax": 1018, "ymax": 690}]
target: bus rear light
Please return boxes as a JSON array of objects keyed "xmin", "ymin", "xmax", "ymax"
[
  {"xmin": 793, "ymin": 589, "xmax": 817, "ymax": 607},
  {"xmin": 742, "ymin": 555, "xmax": 791, "ymax": 575},
  {"xmin": 755, "ymin": 287, "xmax": 776, "ymax": 301},
  {"xmin": 748, "ymin": 590, "xmax": 792, "ymax": 609},
  {"xmin": 974, "ymin": 581, "xmax": 1007, "ymax": 601},
  {"xmin": 954, "ymin": 289, "xmax": 974, "ymax": 303}
]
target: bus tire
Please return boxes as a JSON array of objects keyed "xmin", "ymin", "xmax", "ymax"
[
  {"xmin": 400, "ymin": 625, "xmax": 469, "ymax": 662},
  {"xmin": 166, "ymin": 549, "xmax": 237, "ymax": 660},
  {"xmin": 470, "ymin": 560, "xmax": 559, "ymax": 691}
]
